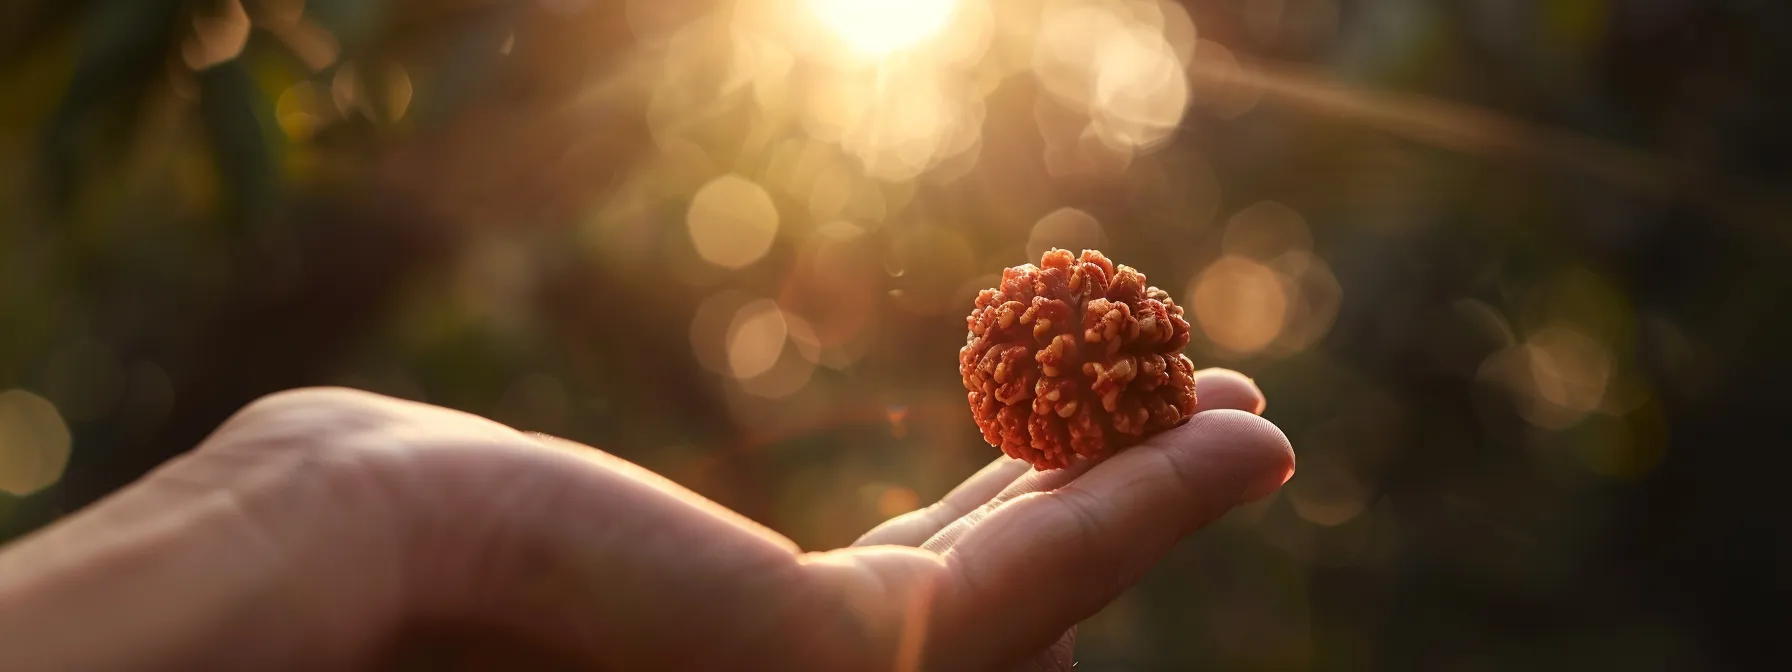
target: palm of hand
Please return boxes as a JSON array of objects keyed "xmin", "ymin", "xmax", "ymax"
[{"xmin": 0, "ymin": 371, "xmax": 1289, "ymax": 672}]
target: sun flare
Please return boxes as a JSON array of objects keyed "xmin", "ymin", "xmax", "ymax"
[{"xmin": 809, "ymin": 0, "xmax": 958, "ymax": 56}]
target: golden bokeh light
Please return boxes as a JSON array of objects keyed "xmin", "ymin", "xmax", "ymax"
[
  {"xmin": 763, "ymin": 138, "xmax": 836, "ymax": 202},
  {"xmin": 727, "ymin": 299, "xmax": 790, "ymax": 379},
  {"xmin": 331, "ymin": 64, "xmax": 358, "ymax": 115},
  {"xmin": 691, "ymin": 290, "xmax": 756, "ymax": 376},
  {"xmin": 850, "ymin": 85, "xmax": 970, "ymax": 181},
  {"xmin": 809, "ymin": 0, "xmax": 959, "ymax": 56},
  {"xmin": 1158, "ymin": 0, "xmax": 1199, "ymax": 66},
  {"xmin": 0, "ymin": 390, "xmax": 72, "ymax": 497},
  {"xmin": 1033, "ymin": 3, "xmax": 1126, "ymax": 105},
  {"xmin": 1530, "ymin": 268, "xmax": 1632, "ymax": 346},
  {"xmin": 1224, "ymin": 201, "xmax": 1313, "ymax": 260},
  {"xmin": 784, "ymin": 312, "xmax": 825, "ymax": 363},
  {"xmin": 875, "ymin": 485, "xmax": 922, "ymax": 517},
  {"xmin": 738, "ymin": 341, "xmax": 817, "ymax": 399},
  {"xmin": 727, "ymin": 0, "xmax": 996, "ymax": 181},
  {"xmin": 181, "ymin": 0, "xmax": 249, "ymax": 71},
  {"xmin": 331, "ymin": 60, "xmax": 414, "ymax": 124},
  {"xmin": 1477, "ymin": 324, "xmax": 1614, "ymax": 430},
  {"xmin": 687, "ymin": 175, "xmax": 781, "ymax": 270},
  {"xmin": 1286, "ymin": 454, "xmax": 1368, "ymax": 527},
  {"xmin": 1089, "ymin": 23, "xmax": 1188, "ymax": 148},
  {"xmin": 382, "ymin": 63, "xmax": 414, "ymax": 123},
  {"xmin": 276, "ymin": 82, "xmax": 329, "ymax": 141},
  {"xmin": 1525, "ymin": 326, "xmax": 1612, "ymax": 416},
  {"xmin": 1033, "ymin": 0, "xmax": 1192, "ymax": 153},
  {"xmin": 1036, "ymin": 95, "xmax": 1136, "ymax": 176},
  {"xmin": 803, "ymin": 69, "xmax": 986, "ymax": 182},
  {"xmin": 807, "ymin": 165, "xmax": 889, "ymax": 225},
  {"xmin": 1026, "ymin": 207, "xmax": 1107, "ymax": 260},
  {"xmin": 1191, "ymin": 256, "xmax": 1291, "ymax": 356},
  {"xmin": 1269, "ymin": 251, "xmax": 1343, "ymax": 354},
  {"xmin": 640, "ymin": 0, "xmax": 1205, "ymax": 212},
  {"xmin": 1187, "ymin": 39, "xmax": 1261, "ymax": 119},
  {"xmin": 257, "ymin": 1, "xmax": 340, "ymax": 71},
  {"xmin": 798, "ymin": 73, "xmax": 872, "ymax": 144}
]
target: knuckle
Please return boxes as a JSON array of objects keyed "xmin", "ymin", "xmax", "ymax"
[
  {"xmin": 1048, "ymin": 487, "xmax": 1130, "ymax": 587},
  {"xmin": 236, "ymin": 386, "xmax": 386, "ymax": 421},
  {"xmin": 1154, "ymin": 447, "xmax": 1199, "ymax": 498},
  {"xmin": 1050, "ymin": 486, "xmax": 1106, "ymax": 545},
  {"xmin": 1051, "ymin": 486, "xmax": 1148, "ymax": 595},
  {"xmin": 207, "ymin": 387, "xmax": 403, "ymax": 457}
]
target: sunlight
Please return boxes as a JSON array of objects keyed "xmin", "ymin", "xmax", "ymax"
[{"xmin": 809, "ymin": 0, "xmax": 958, "ymax": 56}]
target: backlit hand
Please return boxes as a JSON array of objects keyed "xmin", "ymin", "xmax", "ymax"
[{"xmin": 0, "ymin": 370, "xmax": 1291, "ymax": 671}]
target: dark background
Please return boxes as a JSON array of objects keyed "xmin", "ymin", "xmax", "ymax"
[{"xmin": 2, "ymin": 0, "xmax": 1788, "ymax": 669}]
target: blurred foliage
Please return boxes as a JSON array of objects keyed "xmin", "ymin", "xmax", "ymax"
[{"xmin": 4, "ymin": 0, "xmax": 1791, "ymax": 669}]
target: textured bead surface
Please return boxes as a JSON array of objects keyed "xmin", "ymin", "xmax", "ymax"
[{"xmin": 960, "ymin": 249, "xmax": 1198, "ymax": 470}]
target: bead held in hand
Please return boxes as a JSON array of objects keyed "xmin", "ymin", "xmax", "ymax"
[{"xmin": 961, "ymin": 249, "xmax": 1199, "ymax": 470}]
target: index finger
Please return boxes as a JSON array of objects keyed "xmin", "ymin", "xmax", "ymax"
[{"xmin": 851, "ymin": 456, "xmax": 1030, "ymax": 548}]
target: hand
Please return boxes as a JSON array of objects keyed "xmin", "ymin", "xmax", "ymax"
[{"xmin": 0, "ymin": 369, "xmax": 1292, "ymax": 671}]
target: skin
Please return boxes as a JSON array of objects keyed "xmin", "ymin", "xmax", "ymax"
[{"xmin": 0, "ymin": 368, "xmax": 1292, "ymax": 671}]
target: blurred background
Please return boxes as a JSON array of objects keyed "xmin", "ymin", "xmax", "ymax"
[{"xmin": 2, "ymin": 0, "xmax": 1788, "ymax": 668}]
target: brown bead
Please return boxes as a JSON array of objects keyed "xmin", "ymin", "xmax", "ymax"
[{"xmin": 960, "ymin": 249, "xmax": 1199, "ymax": 470}]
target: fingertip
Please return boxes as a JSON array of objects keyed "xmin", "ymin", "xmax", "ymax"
[
  {"xmin": 1182, "ymin": 409, "xmax": 1294, "ymax": 503},
  {"xmin": 1192, "ymin": 368, "xmax": 1267, "ymax": 415}
]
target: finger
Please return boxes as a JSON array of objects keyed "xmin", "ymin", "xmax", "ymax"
[
  {"xmin": 923, "ymin": 410, "xmax": 1295, "ymax": 669},
  {"xmin": 920, "ymin": 368, "xmax": 1272, "ymax": 552},
  {"xmin": 1191, "ymin": 367, "xmax": 1267, "ymax": 415},
  {"xmin": 921, "ymin": 460, "xmax": 1094, "ymax": 551},
  {"xmin": 853, "ymin": 457, "xmax": 1031, "ymax": 547}
]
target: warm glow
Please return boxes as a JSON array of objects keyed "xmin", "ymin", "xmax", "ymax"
[
  {"xmin": 687, "ymin": 175, "xmax": 781, "ymax": 270},
  {"xmin": 0, "ymin": 389, "xmax": 72, "ymax": 497},
  {"xmin": 1026, "ymin": 207, "xmax": 1106, "ymax": 260},
  {"xmin": 1190, "ymin": 256, "xmax": 1290, "ymax": 355},
  {"xmin": 810, "ymin": 0, "xmax": 957, "ymax": 55},
  {"xmin": 727, "ymin": 300, "xmax": 790, "ymax": 380}
]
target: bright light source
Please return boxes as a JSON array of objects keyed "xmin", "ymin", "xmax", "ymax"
[{"xmin": 809, "ymin": 0, "xmax": 957, "ymax": 56}]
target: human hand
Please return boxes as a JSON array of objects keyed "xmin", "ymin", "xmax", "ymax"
[{"xmin": 0, "ymin": 369, "xmax": 1291, "ymax": 671}]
